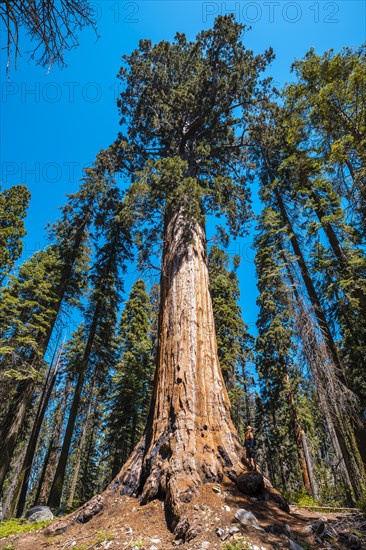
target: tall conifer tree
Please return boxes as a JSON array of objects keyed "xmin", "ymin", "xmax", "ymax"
[
  {"xmin": 0, "ymin": 185, "xmax": 30, "ymax": 284},
  {"xmin": 208, "ymin": 244, "xmax": 253, "ymax": 439},
  {"xmin": 107, "ymin": 279, "xmax": 153, "ymax": 478}
]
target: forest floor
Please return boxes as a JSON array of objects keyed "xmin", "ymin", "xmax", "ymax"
[{"xmin": 2, "ymin": 482, "xmax": 366, "ymax": 550}]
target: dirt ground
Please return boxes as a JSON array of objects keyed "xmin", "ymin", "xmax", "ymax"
[{"xmin": 2, "ymin": 482, "xmax": 365, "ymax": 550}]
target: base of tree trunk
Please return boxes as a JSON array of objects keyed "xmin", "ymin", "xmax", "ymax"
[
  {"xmin": 107, "ymin": 433, "xmax": 249, "ymax": 540},
  {"xmin": 45, "ymin": 438, "xmax": 288, "ymax": 542}
]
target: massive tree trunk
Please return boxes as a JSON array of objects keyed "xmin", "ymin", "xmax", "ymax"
[{"xmin": 111, "ymin": 206, "xmax": 248, "ymax": 538}]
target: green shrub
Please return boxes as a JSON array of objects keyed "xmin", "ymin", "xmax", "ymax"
[
  {"xmin": 96, "ymin": 530, "xmax": 115, "ymax": 543},
  {"xmin": 132, "ymin": 539, "xmax": 145, "ymax": 549},
  {"xmin": 222, "ymin": 535, "xmax": 250, "ymax": 550},
  {"xmin": 0, "ymin": 518, "xmax": 52, "ymax": 538},
  {"xmin": 285, "ymin": 488, "xmax": 318, "ymax": 507}
]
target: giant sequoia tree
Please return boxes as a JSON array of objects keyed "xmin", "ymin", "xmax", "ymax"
[{"xmin": 71, "ymin": 16, "xmax": 276, "ymax": 538}]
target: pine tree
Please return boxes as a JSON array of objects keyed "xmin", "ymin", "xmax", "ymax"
[
  {"xmin": 34, "ymin": 330, "xmax": 85, "ymax": 506},
  {"xmin": 0, "ymin": 247, "xmax": 61, "ymax": 492},
  {"xmin": 0, "ymin": 185, "xmax": 30, "ymax": 284},
  {"xmin": 0, "ymin": 164, "xmax": 111, "ymax": 496},
  {"xmin": 107, "ymin": 279, "xmax": 153, "ymax": 478},
  {"xmin": 276, "ymin": 88, "xmax": 366, "ymax": 413},
  {"xmin": 254, "ymin": 207, "xmax": 307, "ymax": 494},
  {"xmin": 47, "ymin": 185, "xmax": 132, "ymax": 508},
  {"xmin": 65, "ymin": 382, "xmax": 95, "ymax": 509},
  {"xmin": 13, "ymin": 343, "xmax": 64, "ymax": 517},
  {"xmin": 285, "ymin": 45, "xmax": 366, "ymax": 233},
  {"xmin": 208, "ymin": 244, "xmax": 253, "ymax": 439},
  {"xmin": 249, "ymin": 102, "xmax": 366, "ymax": 498}
]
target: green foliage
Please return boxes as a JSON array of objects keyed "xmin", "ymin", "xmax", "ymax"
[
  {"xmin": 222, "ymin": 535, "xmax": 250, "ymax": 550},
  {"xmin": 0, "ymin": 185, "xmax": 30, "ymax": 284},
  {"xmin": 2, "ymin": 23, "xmax": 365, "ymax": 524},
  {"xmin": 249, "ymin": 50, "xmax": 366, "ymax": 500},
  {"xmin": 131, "ymin": 538, "xmax": 145, "ymax": 549},
  {"xmin": 285, "ymin": 487, "xmax": 318, "ymax": 506},
  {"xmin": 254, "ymin": 206, "xmax": 304, "ymax": 492},
  {"xmin": 0, "ymin": 246, "xmax": 62, "ymax": 383},
  {"xmin": 101, "ymin": 15, "xmax": 274, "ymax": 267},
  {"xmin": 208, "ymin": 244, "xmax": 253, "ymax": 437},
  {"xmin": 96, "ymin": 530, "xmax": 115, "ymax": 543},
  {"xmin": 280, "ymin": 46, "xmax": 366, "ymax": 408},
  {"xmin": 0, "ymin": 518, "xmax": 52, "ymax": 538},
  {"xmin": 106, "ymin": 279, "xmax": 154, "ymax": 477}
]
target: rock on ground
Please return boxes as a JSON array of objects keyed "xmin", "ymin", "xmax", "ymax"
[
  {"xmin": 25, "ymin": 505, "xmax": 54, "ymax": 523},
  {"xmin": 237, "ymin": 473, "xmax": 265, "ymax": 497},
  {"xmin": 234, "ymin": 509, "xmax": 259, "ymax": 526}
]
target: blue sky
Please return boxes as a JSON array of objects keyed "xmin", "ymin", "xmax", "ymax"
[{"xmin": 1, "ymin": 0, "xmax": 365, "ymax": 336}]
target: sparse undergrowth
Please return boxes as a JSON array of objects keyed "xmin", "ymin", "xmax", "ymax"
[
  {"xmin": 0, "ymin": 518, "xmax": 53, "ymax": 539},
  {"xmin": 285, "ymin": 488, "xmax": 319, "ymax": 508},
  {"xmin": 222, "ymin": 535, "xmax": 250, "ymax": 550},
  {"xmin": 96, "ymin": 530, "xmax": 115, "ymax": 543}
]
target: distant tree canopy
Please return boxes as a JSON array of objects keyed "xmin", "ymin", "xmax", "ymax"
[
  {"xmin": 0, "ymin": 0, "xmax": 95, "ymax": 68},
  {"xmin": 0, "ymin": 185, "xmax": 30, "ymax": 284}
]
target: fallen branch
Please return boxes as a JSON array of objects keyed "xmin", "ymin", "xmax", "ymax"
[{"xmin": 296, "ymin": 505, "xmax": 360, "ymax": 512}]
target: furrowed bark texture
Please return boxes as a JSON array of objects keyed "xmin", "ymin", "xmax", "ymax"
[{"xmin": 113, "ymin": 207, "xmax": 247, "ymax": 535}]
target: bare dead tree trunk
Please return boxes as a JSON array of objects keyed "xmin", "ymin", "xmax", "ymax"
[
  {"xmin": 111, "ymin": 206, "xmax": 248, "ymax": 538},
  {"xmin": 279, "ymin": 243, "xmax": 366, "ymax": 500},
  {"xmin": 300, "ymin": 431, "xmax": 319, "ymax": 500},
  {"xmin": 294, "ymin": 297, "xmax": 365, "ymax": 500}
]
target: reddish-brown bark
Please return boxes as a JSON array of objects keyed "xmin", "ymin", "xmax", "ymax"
[{"xmin": 110, "ymin": 207, "xmax": 248, "ymax": 537}]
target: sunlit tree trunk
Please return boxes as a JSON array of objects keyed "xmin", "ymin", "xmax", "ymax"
[{"xmin": 113, "ymin": 206, "xmax": 248, "ymax": 538}]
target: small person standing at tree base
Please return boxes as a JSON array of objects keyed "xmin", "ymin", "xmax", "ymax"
[{"xmin": 245, "ymin": 425, "xmax": 257, "ymax": 471}]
